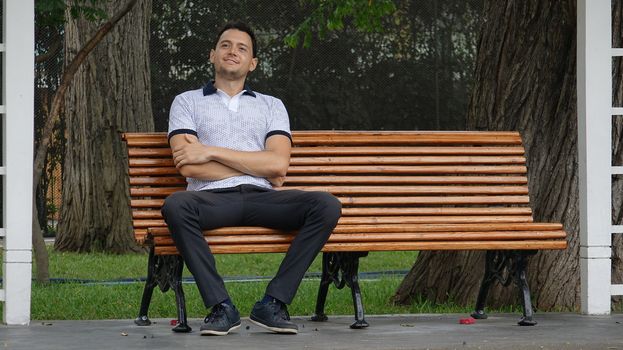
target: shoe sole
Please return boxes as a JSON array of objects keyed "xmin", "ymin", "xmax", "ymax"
[
  {"xmin": 200, "ymin": 322, "xmax": 241, "ymax": 336},
  {"xmin": 249, "ymin": 317, "xmax": 298, "ymax": 334}
]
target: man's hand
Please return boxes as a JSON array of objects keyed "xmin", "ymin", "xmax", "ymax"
[{"xmin": 172, "ymin": 134, "xmax": 212, "ymax": 168}]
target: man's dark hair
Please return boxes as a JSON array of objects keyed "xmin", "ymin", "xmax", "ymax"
[{"xmin": 215, "ymin": 22, "xmax": 258, "ymax": 58}]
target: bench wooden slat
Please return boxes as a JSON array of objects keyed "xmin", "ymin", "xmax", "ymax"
[
  {"xmin": 131, "ymin": 199, "xmax": 166, "ymax": 208},
  {"xmin": 123, "ymin": 131, "xmax": 523, "ymax": 147},
  {"xmin": 132, "ymin": 208, "xmax": 534, "ymax": 220},
  {"xmin": 153, "ymin": 230, "xmax": 566, "ymax": 247},
  {"xmin": 148, "ymin": 222, "xmax": 562, "ymax": 236},
  {"xmin": 129, "ymin": 167, "xmax": 180, "ymax": 176},
  {"xmin": 321, "ymin": 240, "xmax": 568, "ymax": 252},
  {"xmin": 341, "ymin": 207, "xmax": 533, "ymax": 216},
  {"xmin": 289, "ymin": 156, "xmax": 527, "ymax": 165},
  {"xmin": 134, "ymin": 229, "xmax": 148, "ymax": 244},
  {"xmin": 129, "ymin": 156, "xmax": 528, "ymax": 168},
  {"xmin": 127, "ymin": 146, "xmax": 527, "ymax": 158},
  {"xmin": 130, "ymin": 185, "xmax": 529, "ymax": 197},
  {"xmin": 131, "ymin": 195, "xmax": 532, "ymax": 207},
  {"xmin": 291, "ymin": 132, "xmax": 522, "ymax": 145},
  {"xmin": 282, "ymin": 185, "xmax": 529, "ymax": 195},
  {"xmin": 129, "ymin": 159, "xmax": 174, "ymax": 167},
  {"xmin": 130, "ymin": 176, "xmax": 186, "ymax": 186},
  {"xmin": 134, "ymin": 215, "xmax": 534, "ymax": 228},
  {"xmin": 123, "ymin": 131, "xmax": 522, "ymax": 142},
  {"xmin": 127, "ymin": 165, "xmax": 528, "ymax": 175},
  {"xmin": 284, "ymin": 176, "xmax": 528, "ymax": 185},
  {"xmin": 130, "ymin": 175, "xmax": 529, "ymax": 186},
  {"xmin": 286, "ymin": 165, "xmax": 527, "ymax": 175},
  {"xmin": 340, "ymin": 195, "xmax": 531, "ymax": 205},
  {"xmin": 154, "ymin": 240, "xmax": 567, "ymax": 255},
  {"xmin": 128, "ymin": 148, "xmax": 172, "ymax": 157},
  {"xmin": 291, "ymin": 146, "xmax": 526, "ymax": 156}
]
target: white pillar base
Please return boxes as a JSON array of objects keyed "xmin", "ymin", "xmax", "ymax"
[
  {"xmin": 580, "ymin": 253, "xmax": 611, "ymax": 315},
  {"xmin": 2, "ymin": 249, "xmax": 32, "ymax": 325}
]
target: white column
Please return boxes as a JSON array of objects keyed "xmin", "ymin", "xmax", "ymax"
[
  {"xmin": 2, "ymin": 0, "xmax": 35, "ymax": 325},
  {"xmin": 577, "ymin": 0, "xmax": 612, "ymax": 315}
]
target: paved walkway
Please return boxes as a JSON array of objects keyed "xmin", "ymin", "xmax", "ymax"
[{"xmin": 2, "ymin": 313, "xmax": 622, "ymax": 349}]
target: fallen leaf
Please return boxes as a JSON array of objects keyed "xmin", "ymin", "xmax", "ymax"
[{"xmin": 459, "ymin": 317, "xmax": 476, "ymax": 325}]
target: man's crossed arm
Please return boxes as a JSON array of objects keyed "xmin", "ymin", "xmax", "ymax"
[{"xmin": 169, "ymin": 133, "xmax": 291, "ymax": 187}]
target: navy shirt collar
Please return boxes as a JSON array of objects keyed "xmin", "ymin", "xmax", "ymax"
[{"xmin": 202, "ymin": 81, "xmax": 256, "ymax": 98}]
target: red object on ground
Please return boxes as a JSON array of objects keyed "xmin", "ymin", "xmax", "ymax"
[
  {"xmin": 459, "ymin": 317, "xmax": 476, "ymax": 325},
  {"xmin": 169, "ymin": 319, "xmax": 178, "ymax": 326}
]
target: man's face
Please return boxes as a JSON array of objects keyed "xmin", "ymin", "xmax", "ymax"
[{"xmin": 210, "ymin": 29, "xmax": 257, "ymax": 80}]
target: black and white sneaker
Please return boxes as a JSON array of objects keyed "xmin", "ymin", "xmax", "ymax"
[
  {"xmin": 200, "ymin": 303, "xmax": 241, "ymax": 336},
  {"xmin": 249, "ymin": 300, "xmax": 298, "ymax": 334}
]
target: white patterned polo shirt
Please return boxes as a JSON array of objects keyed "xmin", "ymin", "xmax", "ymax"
[{"xmin": 168, "ymin": 82, "xmax": 292, "ymax": 191}]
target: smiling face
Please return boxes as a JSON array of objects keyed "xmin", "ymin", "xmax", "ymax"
[{"xmin": 210, "ymin": 29, "xmax": 258, "ymax": 81}]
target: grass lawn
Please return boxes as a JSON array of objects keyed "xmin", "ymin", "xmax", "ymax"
[{"xmin": 0, "ymin": 247, "xmax": 492, "ymax": 320}]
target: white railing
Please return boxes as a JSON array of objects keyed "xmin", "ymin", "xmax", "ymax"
[
  {"xmin": 1, "ymin": 0, "xmax": 35, "ymax": 325},
  {"xmin": 577, "ymin": 0, "xmax": 620, "ymax": 314}
]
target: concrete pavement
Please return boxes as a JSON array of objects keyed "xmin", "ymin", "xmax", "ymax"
[{"xmin": 1, "ymin": 313, "xmax": 622, "ymax": 350}]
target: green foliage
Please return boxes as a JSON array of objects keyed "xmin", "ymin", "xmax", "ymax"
[
  {"xmin": 25, "ymin": 277, "xmax": 492, "ymax": 319},
  {"xmin": 0, "ymin": 248, "xmax": 533, "ymax": 319},
  {"xmin": 150, "ymin": 0, "xmax": 483, "ymax": 132},
  {"xmin": 36, "ymin": 0, "xmax": 108, "ymax": 28},
  {"xmin": 285, "ymin": 0, "xmax": 397, "ymax": 48},
  {"xmin": 12, "ymin": 248, "xmax": 417, "ymax": 280},
  {"xmin": 0, "ymin": 248, "xmax": 427, "ymax": 319}
]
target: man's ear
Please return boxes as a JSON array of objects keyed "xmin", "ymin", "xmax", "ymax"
[
  {"xmin": 248, "ymin": 57, "xmax": 258, "ymax": 72},
  {"xmin": 209, "ymin": 49, "xmax": 215, "ymax": 64}
]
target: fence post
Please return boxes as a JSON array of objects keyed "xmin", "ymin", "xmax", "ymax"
[{"xmin": 2, "ymin": 0, "xmax": 35, "ymax": 325}]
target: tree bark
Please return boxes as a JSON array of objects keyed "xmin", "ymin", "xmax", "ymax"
[
  {"xmin": 394, "ymin": 0, "xmax": 623, "ymax": 310},
  {"xmin": 55, "ymin": 0, "xmax": 153, "ymax": 253}
]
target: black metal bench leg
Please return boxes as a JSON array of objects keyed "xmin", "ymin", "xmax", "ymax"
[
  {"xmin": 347, "ymin": 259, "xmax": 369, "ymax": 329},
  {"xmin": 515, "ymin": 252, "xmax": 537, "ymax": 326},
  {"xmin": 135, "ymin": 247, "xmax": 157, "ymax": 326},
  {"xmin": 311, "ymin": 253, "xmax": 332, "ymax": 322},
  {"xmin": 310, "ymin": 252, "xmax": 369, "ymax": 328},
  {"xmin": 471, "ymin": 251, "xmax": 495, "ymax": 320},
  {"xmin": 170, "ymin": 255, "xmax": 192, "ymax": 333}
]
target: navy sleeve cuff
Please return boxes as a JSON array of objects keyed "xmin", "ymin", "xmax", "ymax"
[
  {"xmin": 266, "ymin": 130, "xmax": 293, "ymax": 145},
  {"xmin": 168, "ymin": 129, "xmax": 198, "ymax": 142}
]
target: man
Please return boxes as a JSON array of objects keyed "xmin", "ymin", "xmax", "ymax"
[{"xmin": 162, "ymin": 22, "xmax": 341, "ymax": 336}]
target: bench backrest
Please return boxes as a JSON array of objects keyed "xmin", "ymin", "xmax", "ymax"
[{"xmin": 122, "ymin": 131, "xmax": 554, "ymax": 254}]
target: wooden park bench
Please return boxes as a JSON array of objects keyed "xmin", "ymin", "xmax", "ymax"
[{"xmin": 122, "ymin": 130, "xmax": 567, "ymax": 333}]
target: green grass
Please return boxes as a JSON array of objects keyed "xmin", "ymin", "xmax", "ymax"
[{"xmin": 0, "ymin": 248, "xmax": 484, "ymax": 320}]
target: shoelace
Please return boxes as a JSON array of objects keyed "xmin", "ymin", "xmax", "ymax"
[
  {"xmin": 205, "ymin": 304, "xmax": 225, "ymax": 323},
  {"xmin": 272, "ymin": 302, "xmax": 291, "ymax": 321}
]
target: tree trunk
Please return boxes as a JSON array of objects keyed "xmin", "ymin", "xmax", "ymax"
[
  {"xmin": 55, "ymin": 0, "xmax": 154, "ymax": 253},
  {"xmin": 394, "ymin": 0, "xmax": 623, "ymax": 310},
  {"xmin": 32, "ymin": 198, "xmax": 49, "ymax": 283}
]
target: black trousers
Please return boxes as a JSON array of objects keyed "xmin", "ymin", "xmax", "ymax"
[{"xmin": 161, "ymin": 184, "xmax": 342, "ymax": 308}]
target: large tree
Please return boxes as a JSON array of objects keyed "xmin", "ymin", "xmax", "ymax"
[
  {"xmin": 394, "ymin": 0, "xmax": 623, "ymax": 310},
  {"xmin": 54, "ymin": 0, "xmax": 154, "ymax": 252},
  {"xmin": 32, "ymin": 0, "xmax": 138, "ymax": 281}
]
